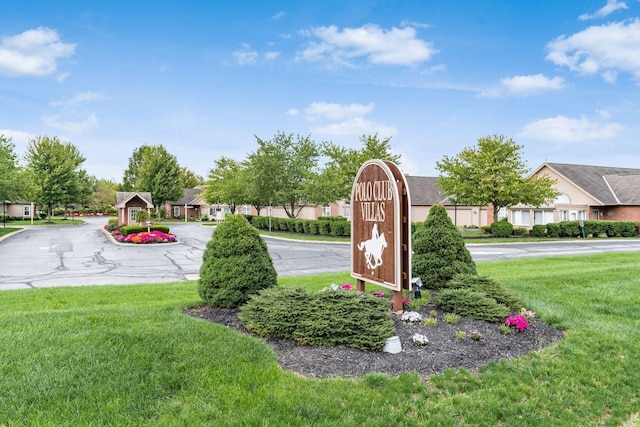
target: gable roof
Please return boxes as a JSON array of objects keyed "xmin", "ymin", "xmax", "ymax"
[
  {"xmin": 115, "ymin": 192, "xmax": 154, "ymax": 208},
  {"xmin": 405, "ymin": 176, "xmax": 447, "ymax": 206},
  {"xmin": 166, "ymin": 188, "xmax": 205, "ymax": 206},
  {"xmin": 542, "ymin": 163, "xmax": 640, "ymax": 205}
]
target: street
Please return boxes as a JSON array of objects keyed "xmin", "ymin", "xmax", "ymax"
[{"xmin": 2, "ymin": 217, "xmax": 640, "ymax": 290}]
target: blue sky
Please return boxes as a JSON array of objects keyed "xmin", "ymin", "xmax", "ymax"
[{"xmin": 1, "ymin": 0, "xmax": 639, "ymax": 181}]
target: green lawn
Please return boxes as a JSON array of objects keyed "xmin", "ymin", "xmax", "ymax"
[
  {"xmin": 0, "ymin": 227, "xmax": 22, "ymax": 238},
  {"xmin": 1, "ymin": 254, "xmax": 639, "ymax": 425},
  {"xmin": 2, "ymin": 217, "xmax": 85, "ymax": 226}
]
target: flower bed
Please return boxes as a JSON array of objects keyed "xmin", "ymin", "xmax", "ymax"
[{"xmin": 114, "ymin": 230, "xmax": 177, "ymax": 244}]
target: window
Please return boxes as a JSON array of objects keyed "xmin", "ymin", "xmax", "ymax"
[
  {"xmin": 129, "ymin": 208, "xmax": 139, "ymax": 224},
  {"xmin": 559, "ymin": 210, "xmax": 568, "ymax": 221},
  {"xmin": 342, "ymin": 206, "xmax": 351, "ymax": 218},
  {"xmin": 173, "ymin": 206, "xmax": 180, "ymax": 217},
  {"xmin": 241, "ymin": 204, "xmax": 252, "ymax": 215},
  {"xmin": 497, "ymin": 207, "xmax": 508, "ymax": 220},
  {"xmin": 555, "ymin": 193, "xmax": 570, "ymax": 204},
  {"xmin": 321, "ymin": 204, "xmax": 331, "ymax": 217},
  {"xmin": 533, "ymin": 210, "xmax": 554, "ymax": 225},
  {"xmin": 592, "ymin": 209, "xmax": 600, "ymax": 220},
  {"xmin": 23, "ymin": 205, "xmax": 30, "ymax": 217},
  {"xmin": 511, "ymin": 209, "xmax": 531, "ymax": 226}
]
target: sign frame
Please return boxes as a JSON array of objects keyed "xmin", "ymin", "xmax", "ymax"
[{"xmin": 350, "ymin": 160, "xmax": 411, "ymax": 301}]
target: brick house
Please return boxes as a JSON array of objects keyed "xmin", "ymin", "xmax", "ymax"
[
  {"xmin": 164, "ymin": 188, "xmax": 212, "ymax": 221},
  {"xmin": 115, "ymin": 192, "xmax": 153, "ymax": 226},
  {"xmin": 504, "ymin": 163, "xmax": 640, "ymax": 228}
]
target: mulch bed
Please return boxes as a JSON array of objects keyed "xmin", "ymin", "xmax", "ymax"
[{"xmin": 184, "ymin": 304, "xmax": 564, "ymax": 379}]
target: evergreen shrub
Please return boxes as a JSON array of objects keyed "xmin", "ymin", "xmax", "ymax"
[
  {"xmin": 546, "ymin": 222, "xmax": 561, "ymax": 237},
  {"xmin": 239, "ymin": 287, "xmax": 394, "ymax": 351},
  {"xmin": 317, "ymin": 220, "xmax": 330, "ymax": 235},
  {"xmin": 412, "ymin": 204, "xmax": 476, "ymax": 289},
  {"xmin": 198, "ymin": 214, "xmax": 277, "ymax": 308},
  {"xmin": 444, "ymin": 274, "xmax": 521, "ymax": 310},
  {"xmin": 490, "ymin": 218, "xmax": 513, "ymax": 237},
  {"xmin": 530, "ymin": 224, "xmax": 546, "ymax": 237},
  {"xmin": 435, "ymin": 288, "xmax": 511, "ymax": 322},
  {"xmin": 120, "ymin": 224, "xmax": 170, "ymax": 235}
]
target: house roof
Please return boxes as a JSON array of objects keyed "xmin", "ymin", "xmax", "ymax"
[
  {"xmin": 405, "ymin": 176, "xmax": 447, "ymax": 206},
  {"xmin": 167, "ymin": 188, "xmax": 205, "ymax": 206},
  {"xmin": 543, "ymin": 163, "xmax": 640, "ymax": 205},
  {"xmin": 115, "ymin": 192, "xmax": 154, "ymax": 208}
]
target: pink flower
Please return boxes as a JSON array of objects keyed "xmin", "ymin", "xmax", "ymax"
[
  {"xmin": 373, "ymin": 291, "xmax": 385, "ymax": 298},
  {"xmin": 402, "ymin": 298, "xmax": 411, "ymax": 305},
  {"xmin": 505, "ymin": 315, "xmax": 531, "ymax": 331},
  {"xmin": 341, "ymin": 284, "xmax": 354, "ymax": 291}
]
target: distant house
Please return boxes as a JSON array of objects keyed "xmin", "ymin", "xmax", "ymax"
[
  {"xmin": 246, "ymin": 176, "xmax": 489, "ymax": 227},
  {"xmin": 115, "ymin": 192, "xmax": 153, "ymax": 226},
  {"xmin": 505, "ymin": 163, "xmax": 640, "ymax": 228},
  {"xmin": 164, "ymin": 188, "xmax": 214, "ymax": 221},
  {"xmin": 405, "ymin": 176, "xmax": 488, "ymax": 226},
  {"xmin": 3, "ymin": 201, "xmax": 37, "ymax": 220}
]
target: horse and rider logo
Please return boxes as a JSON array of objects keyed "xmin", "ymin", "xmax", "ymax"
[{"xmin": 357, "ymin": 223, "xmax": 387, "ymax": 271}]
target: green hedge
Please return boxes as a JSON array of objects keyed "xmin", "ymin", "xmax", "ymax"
[
  {"xmin": 540, "ymin": 220, "xmax": 639, "ymax": 238},
  {"xmin": 249, "ymin": 215, "xmax": 350, "ymax": 237},
  {"xmin": 120, "ymin": 224, "xmax": 170, "ymax": 235}
]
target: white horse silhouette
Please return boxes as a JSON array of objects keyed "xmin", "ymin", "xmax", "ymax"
[{"xmin": 357, "ymin": 224, "xmax": 388, "ymax": 270}]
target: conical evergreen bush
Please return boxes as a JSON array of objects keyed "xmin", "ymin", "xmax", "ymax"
[
  {"xmin": 412, "ymin": 204, "xmax": 476, "ymax": 288},
  {"xmin": 198, "ymin": 214, "xmax": 277, "ymax": 308}
]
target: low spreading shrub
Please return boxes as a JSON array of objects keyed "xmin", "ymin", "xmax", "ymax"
[
  {"xmin": 239, "ymin": 286, "xmax": 395, "ymax": 351},
  {"xmin": 443, "ymin": 274, "xmax": 521, "ymax": 310},
  {"xmin": 435, "ymin": 288, "xmax": 511, "ymax": 322},
  {"xmin": 120, "ymin": 224, "xmax": 170, "ymax": 235}
]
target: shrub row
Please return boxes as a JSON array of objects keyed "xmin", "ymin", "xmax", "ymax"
[
  {"xmin": 120, "ymin": 224, "xmax": 170, "ymax": 235},
  {"xmin": 483, "ymin": 220, "xmax": 638, "ymax": 238},
  {"xmin": 540, "ymin": 220, "xmax": 638, "ymax": 238},
  {"xmin": 248, "ymin": 215, "xmax": 351, "ymax": 237},
  {"xmin": 239, "ymin": 286, "xmax": 395, "ymax": 351}
]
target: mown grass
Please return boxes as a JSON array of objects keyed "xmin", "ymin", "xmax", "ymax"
[
  {"xmin": 1, "ymin": 253, "xmax": 639, "ymax": 425},
  {"xmin": 2, "ymin": 218, "xmax": 85, "ymax": 226},
  {"xmin": 0, "ymin": 227, "xmax": 21, "ymax": 238}
]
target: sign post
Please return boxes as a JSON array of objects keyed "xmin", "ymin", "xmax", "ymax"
[{"xmin": 351, "ymin": 160, "xmax": 411, "ymax": 313}]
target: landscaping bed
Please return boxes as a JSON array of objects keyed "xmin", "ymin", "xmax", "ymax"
[{"xmin": 184, "ymin": 303, "xmax": 564, "ymax": 379}]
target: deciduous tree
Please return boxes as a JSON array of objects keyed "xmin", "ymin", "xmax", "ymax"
[
  {"xmin": 436, "ymin": 134, "xmax": 558, "ymax": 223},
  {"xmin": 310, "ymin": 133, "xmax": 400, "ymax": 205},
  {"xmin": 25, "ymin": 136, "xmax": 88, "ymax": 221},
  {"xmin": 249, "ymin": 132, "xmax": 319, "ymax": 218},
  {"xmin": 0, "ymin": 135, "xmax": 31, "ymax": 204},
  {"xmin": 121, "ymin": 145, "xmax": 183, "ymax": 216},
  {"xmin": 202, "ymin": 157, "xmax": 246, "ymax": 214}
]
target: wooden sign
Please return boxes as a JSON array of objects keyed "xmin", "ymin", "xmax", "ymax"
[{"xmin": 351, "ymin": 160, "xmax": 411, "ymax": 301}]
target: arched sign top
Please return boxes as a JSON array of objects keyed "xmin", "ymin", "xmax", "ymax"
[{"xmin": 351, "ymin": 160, "xmax": 411, "ymax": 292}]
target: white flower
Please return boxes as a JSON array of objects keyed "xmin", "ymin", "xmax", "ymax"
[
  {"xmin": 401, "ymin": 311, "xmax": 423, "ymax": 323},
  {"xmin": 412, "ymin": 333, "xmax": 429, "ymax": 346}
]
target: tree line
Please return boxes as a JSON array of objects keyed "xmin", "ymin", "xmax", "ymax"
[{"xmin": 1, "ymin": 132, "xmax": 557, "ymax": 222}]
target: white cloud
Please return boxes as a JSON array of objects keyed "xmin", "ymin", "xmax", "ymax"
[
  {"xmin": 264, "ymin": 50, "xmax": 280, "ymax": 60},
  {"xmin": 0, "ymin": 129, "xmax": 34, "ymax": 152},
  {"xmin": 482, "ymin": 74, "xmax": 566, "ymax": 97},
  {"xmin": 286, "ymin": 108, "xmax": 300, "ymax": 116},
  {"xmin": 272, "ymin": 11, "xmax": 285, "ymax": 21},
  {"xmin": 42, "ymin": 113, "xmax": 98, "ymax": 135},
  {"xmin": 297, "ymin": 24, "xmax": 437, "ymax": 67},
  {"xmin": 546, "ymin": 19, "xmax": 640, "ymax": 83},
  {"xmin": 49, "ymin": 91, "xmax": 105, "ymax": 107},
  {"xmin": 232, "ymin": 44, "xmax": 258, "ymax": 65},
  {"xmin": 0, "ymin": 27, "xmax": 75, "ymax": 78},
  {"xmin": 579, "ymin": 0, "xmax": 628, "ymax": 21},
  {"xmin": 304, "ymin": 102, "xmax": 375, "ymax": 121},
  {"xmin": 311, "ymin": 116, "xmax": 397, "ymax": 138},
  {"xmin": 518, "ymin": 115, "xmax": 623, "ymax": 142},
  {"xmin": 298, "ymin": 101, "xmax": 396, "ymax": 138}
]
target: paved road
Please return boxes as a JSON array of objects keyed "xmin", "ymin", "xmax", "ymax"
[{"xmin": 2, "ymin": 217, "xmax": 640, "ymax": 290}]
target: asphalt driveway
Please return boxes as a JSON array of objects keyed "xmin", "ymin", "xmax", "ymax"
[{"xmin": 2, "ymin": 217, "xmax": 640, "ymax": 290}]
